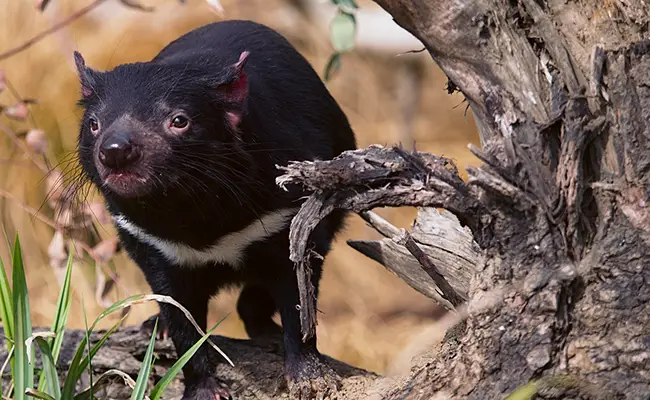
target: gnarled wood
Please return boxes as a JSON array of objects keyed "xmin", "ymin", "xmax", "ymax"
[{"xmin": 0, "ymin": 325, "xmax": 376, "ymax": 399}]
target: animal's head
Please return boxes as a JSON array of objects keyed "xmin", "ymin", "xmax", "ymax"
[{"xmin": 74, "ymin": 50, "xmax": 250, "ymax": 200}]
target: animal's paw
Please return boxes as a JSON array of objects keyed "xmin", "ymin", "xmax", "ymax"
[
  {"xmin": 285, "ymin": 354, "xmax": 341, "ymax": 400},
  {"xmin": 140, "ymin": 313, "xmax": 169, "ymax": 341},
  {"xmin": 182, "ymin": 377, "xmax": 232, "ymax": 400}
]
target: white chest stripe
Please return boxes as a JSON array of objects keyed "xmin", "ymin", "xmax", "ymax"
[{"xmin": 113, "ymin": 208, "xmax": 298, "ymax": 268}]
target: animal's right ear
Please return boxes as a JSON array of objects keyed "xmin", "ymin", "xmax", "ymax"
[{"xmin": 73, "ymin": 51, "xmax": 96, "ymax": 99}]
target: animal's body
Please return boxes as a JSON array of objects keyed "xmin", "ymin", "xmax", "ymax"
[{"xmin": 74, "ymin": 20, "xmax": 356, "ymax": 399}]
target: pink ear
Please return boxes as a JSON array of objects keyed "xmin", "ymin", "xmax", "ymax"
[{"xmin": 223, "ymin": 51, "xmax": 250, "ymax": 128}]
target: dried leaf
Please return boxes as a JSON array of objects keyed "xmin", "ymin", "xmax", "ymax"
[
  {"xmin": 47, "ymin": 231, "xmax": 68, "ymax": 284},
  {"xmin": 0, "ymin": 69, "xmax": 5, "ymax": 93},
  {"xmin": 205, "ymin": 0, "xmax": 224, "ymax": 15},
  {"xmin": 3, "ymin": 102, "xmax": 30, "ymax": 121},
  {"xmin": 25, "ymin": 129, "xmax": 47, "ymax": 154},
  {"xmin": 36, "ymin": 0, "xmax": 51, "ymax": 12},
  {"xmin": 92, "ymin": 238, "xmax": 118, "ymax": 263},
  {"xmin": 119, "ymin": 0, "xmax": 154, "ymax": 11},
  {"xmin": 45, "ymin": 168, "xmax": 65, "ymax": 208},
  {"xmin": 54, "ymin": 208, "xmax": 73, "ymax": 228},
  {"xmin": 95, "ymin": 263, "xmax": 114, "ymax": 309},
  {"xmin": 85, "ymin": 202, "xmax": 111, "ymax": 224}
]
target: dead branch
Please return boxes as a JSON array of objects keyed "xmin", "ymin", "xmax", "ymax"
[
  {"xmin": 276, "ymin": 145, "xmax": 489, "ymax": 340},
  {"xmin": 353, "ymin": 210, "xmax": 474, "ymax": 311}
]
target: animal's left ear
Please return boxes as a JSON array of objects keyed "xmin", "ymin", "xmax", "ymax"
[
  {"xmin": 73, "ymin": 51, "xmax": 98, "ymax": 99},
  {"xmin": 219, "ymin": 51, "xmax": 250, "ymax": 128}
]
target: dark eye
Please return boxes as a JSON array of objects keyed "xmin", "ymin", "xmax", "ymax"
[
  {"xmin": 89, "ymin": 117, "xmax": 100, "ymax": 134},
  {"xmin": 170, "ymin": 115, "xmax": 190, "ymax": 130}
]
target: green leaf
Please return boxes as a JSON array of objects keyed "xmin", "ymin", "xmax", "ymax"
[
  {"xmin": 504, "ymin": 380, "xmax": 539, "ymax": 400},
  {"xmin": 131, "ymin": 319, "xmax": 157, "ymax": 400},
  {"xmin": 324, "ymin": 53, "xmax": 342, "ymax": 81},
  {"xmin": 330, "ymin": 10, "xmax": 356, "ymax": 53},
  {"xmin": 37, "ymin": 248, "xmax": 73, "ymax": 392},
  {"xmin": 32, "ymin": 337, "xmax": 61, "ymax": 400},
  {"xmin": 82, "ymin": 299, "xmax": 94, "ymax": 400},
  {"xmin": 0, "ymin": 251, "xmax": 14, "ymax": 386},
  {"xmin": 149, "ymin": 315, "xmax": 227, "ymax": 400},
  {"xmin": 332, "ymin": 0, "xmax": 358, "ymax": 9},
  {"xmin": 13, "ymin": 235, "xmax": 34, "ymax": 399},
  {"xmin": 61, "ymin": 314, "xmax": 127, "ymax": 399},
  {"xmin": 25, "ymin": 388, "xmax": 56, "ymax": 400}
]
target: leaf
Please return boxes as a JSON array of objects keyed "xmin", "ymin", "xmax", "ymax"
[
  {"xmin": 149, "ymin": 316, "xmax": 226, "ymax": 400},
  {"xmin": 4, "ymin": 102, "xmax": 30, "ymax": 121},
  {"xmin": 32, "ymin": 337, "xmax": 61, "ymax": 400},
  {"xmin": 330, "ymin": 10, "xmax": 356, "ymax": 53},
  {"xmin": 36, "ymin": 248, "xmax": 72, "ymax": 393},
  {"xmin": 25, "ymin": 129, "xmax": 47, "ymax": 154},
  {"xmin": 50, "ymin": 248, "xmax": 74, "ymax": 363},
  {"xmin": 36, "ymin": 0, "xmax": 52, "ymax": 12},
  {"xmin": 91, "ymin": 294, "xmax": 233, "ymax": 366},
  {"xmin": 82, "ymin": 298, "xmax": 95, "ymax": 400},
  {"xmin": 205, "ymin": 0, "xmax": 224, "ymax": 15},
  {"xmin": 13, "ymin": 235, "xmax": 34, "ymax": 398},
  {"xmin": 25, "ymin": 388, "xmax": 56, "ymax": 400},
  {"xmin": 504, "ymin": 380, "xmax": 539, "ymax": 400},
  {"xmin": 131, "ymin": 319, "xmax": 157, "ymax": 400},
  {"xmin": 324, "ymin": 53, "xmax": 342, "ymax": 82},
  {"xmin": 119, "ymin": 0, "xmax": 154, "ymax": 11},
  {"xmin": 332, "ymin": 0, "xmax": 358, "ymax": 9},
  {"xmin": 0, "ymin": 253, "xmax": 14, "ymax": 352},
  {"xmin": 60, "ymin": 315, "xmax": 127, "ymax": 399},
  {"xmin": 74, "ymin": 369, "xmax": 137, "ymax": 400}
]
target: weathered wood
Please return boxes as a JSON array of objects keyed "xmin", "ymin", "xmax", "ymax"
[
  {"xmin": 276, "ymin": 0, "xmax": 650, "ymax": 397},
  {"xmin": 277, "ymin": 145, "xmax": 489, "ymax": 340},
  {"xmin": 349, "ymin": 208, "xmax": 478, "ymax": 310},
  {"xmin": 0, "ymin": 325, "xmax": 376, "ymax": 399}
]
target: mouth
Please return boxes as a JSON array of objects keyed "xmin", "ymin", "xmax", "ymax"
[{"xmin": 102, "ymin": 171, "xmax": 150, "ymax": 198}]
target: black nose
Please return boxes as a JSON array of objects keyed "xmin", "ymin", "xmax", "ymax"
[{"xmin": 99, "ymin": 132, "xmax": 141, "ymax": 169}]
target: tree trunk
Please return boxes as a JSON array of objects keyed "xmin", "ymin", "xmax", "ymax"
[
  {"xmin": 351, "ymin": 0, "xmax": 650, "ymax": 398},
  {"xmin": 4, "ymin": 1, "xmax": 649, "ymax": 399}
]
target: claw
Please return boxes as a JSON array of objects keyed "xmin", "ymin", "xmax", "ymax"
[{"xmin": 286, "ymin": 355, "xmax": 341, "ymax": 400}]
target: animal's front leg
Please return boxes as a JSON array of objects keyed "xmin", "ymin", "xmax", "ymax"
[
  {"xmin": 145, "ymin": 268, "xmax": 232, "ymax": 400},
  {"xmin": 249, "ymin": 237, "xmax": 339, "ymax": 400}
]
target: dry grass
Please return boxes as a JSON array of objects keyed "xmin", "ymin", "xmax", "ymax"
[{"xmin": 0, "ymin": 0, "xmax": 481, "ymax": 374}]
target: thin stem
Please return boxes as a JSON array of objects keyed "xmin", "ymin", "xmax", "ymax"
[{"xmin": 0, "ymin": 0, "xmax": 109, "ymax": 62}]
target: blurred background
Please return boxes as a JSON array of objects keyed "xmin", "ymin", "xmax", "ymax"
[{"xmin": 0, "ymin": 0, "xmax": 479, "ymax": 375}]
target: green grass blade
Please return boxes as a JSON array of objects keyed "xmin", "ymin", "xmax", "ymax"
[
  {"xmin": 131, "ymin": 319, "xmax": 157, "ymax": 400},
  {"xmin": 37, "ymin": 249, "xmax": 73, "ymax": 392},
  {"xmin": 82, "ymin": 298, "xmax": 94, "ymax": 400},
  {"xmin": 50, "ymin": 249, "xmax": 74, "ymax": 361},
  {"xmin": 0, "ymin": 254, "xmax": 15, "ymax": 386},
  {"xmin": 60, "ymin": 314, "xmax": 127, "ymax": 399},
  {"xmin": 149, "ymin": 316, "xmax": 225, "ymax": 400},
  {"xmin": 13, "ymin": 235, "xmax": 34, "ymax": 399},
  {"xmin": 32, "ymin": 337, "xmax": 61, "ymax": 400},
  {"xmin": 25, "ymin": 388, "xmax": 56, "ymax": 400},
  {"xmin": 0, "ymin": 255, "xmax": 14, "ymax": 347}
]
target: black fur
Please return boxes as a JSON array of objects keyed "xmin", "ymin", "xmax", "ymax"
[{"xmin": 75, "ymin": 20, "xmax": 356, "ymax": 400}]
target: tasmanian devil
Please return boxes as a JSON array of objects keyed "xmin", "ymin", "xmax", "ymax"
[{"xmin": 73, "ymin": 19, "xmax": 356, "ymax": 400}]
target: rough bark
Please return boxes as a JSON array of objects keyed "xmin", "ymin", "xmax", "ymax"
[
  {"xmin": 5, "ymin": 0, "xmax": 650, "ymax": 399},
  {"xmin": 273, "ymin": 0, "xmax": 650, "ymax": 398}
]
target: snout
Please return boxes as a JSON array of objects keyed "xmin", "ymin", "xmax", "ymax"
[{"xmin": 99, "ymin": 132, "xmax": 142, "ymax": 170}]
